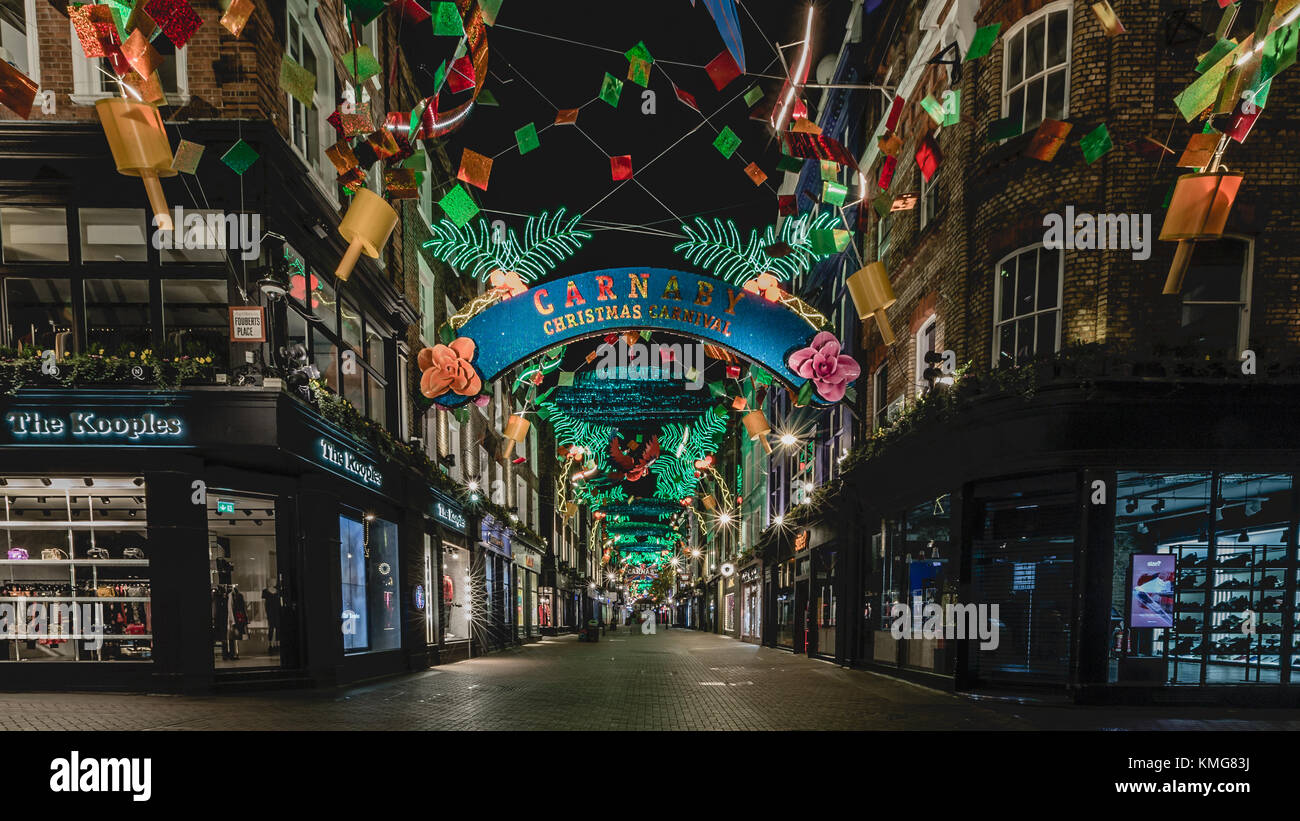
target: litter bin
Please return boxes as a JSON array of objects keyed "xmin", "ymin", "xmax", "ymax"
[{"xmin": 585, "ymin": 618, "xmax": 600, "ymax": 642}]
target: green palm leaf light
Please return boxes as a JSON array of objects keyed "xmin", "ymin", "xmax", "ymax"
[{"xmin": 422, "ymin": 208, "xmax": 592, "ymax": 290}]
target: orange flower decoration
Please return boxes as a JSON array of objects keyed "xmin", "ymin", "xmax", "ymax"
[
  {"xmin": 743, "ymin": 272, "xmax": 782, "ymax": 302},
  {"xmin": 417, "ymin": 337, "xmax": 482, "ymax": 399},
  {"xmin": 488, "ymin": 268, "xmax": 527, "ymax": 297}
]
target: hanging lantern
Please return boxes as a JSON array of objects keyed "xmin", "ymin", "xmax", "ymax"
[
  {"xmin": 742, "ymin": 409, "xmax": 773, "ymax": 454},
  {"xmin": 702, "ymin": 494, "xmax": 717, "ymax": 511},
  {"xmin": 564, "ymin": 502, "xmax": 579, "ymax": 518},
  {"xmin": 335, "ymin": 188, "xmax": 399, "ymax": 282},
  {"xmin": 847, "ymin": 261, "xmax": 897, "ymax": 345},
  {"xmin": 500, "ymin": 413, "xmax": 530, "ymax": 458},
  {"xmin": 95, "ymin": 98, "xmax": 177, "ymax": 231},
  {"xmin": 1159, "ymin": 171, "xmax": 1244, "ymax": 294}
]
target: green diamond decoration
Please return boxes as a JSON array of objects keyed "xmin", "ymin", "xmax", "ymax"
[
  {"xmin": 965, "ymin": 23, "xmax": 1001, "ymax": 61},
  {"xmin": 1260, "ymin": 19, "xmax": 1298, "ymax": 83},
  {"xmin": 819, "ymin": 160, "xmax": 838, "ymax": 181},
  {"xmin": 478, "ymin": 87, "xmax": 500, "ymax": 106},
  {"xmin": 515, "ymin": 122, "xmax": 539, "ymax": 155},
  {"xmin": 341, "ymin": 45, "xmax": 381, "ymax": 84},
  {"xmin": 920, "ymin": 94, "xmax": 945, "ymax": 125},
  {"xmin": 432, "ymin": 60, "xmax": 447, "ymax": 93},
  {"xmin": 808, "ymin": 229, "xmax": 850, "ymax": 254},
  {"xmin": 872, "ymin": 192, "xmax": 892, "ymax": 219},
  {"xmin": 776, "ymin": 154, "xmax": 804, "ymax": 173},
  {"xmin": 599, "ymin": 72, "xmax": 623, "ymax": 107},
  {"xmin": 439, "ymin": 184, "xmax": 480, "ymax": 227},
  {"xmin": 625, "ymin": 40, "xmax": 653, "ymax": 63},
  {"xmin": 1196, "ymin": 38, "xmax": 1236, "ymax": 73},
  {"xmin": 713, "ymin": 126, "xmax": 741, "ymax": 158},
  {"xmin": 433, "ymin": 2, "xmax": 464, "ymax": 35},
  {"xmin": 744, "ymin": 85, "xmax": 763, "ymax": 107},
  {"xmin": 943, "ymin": 90, "xmax": 962, "ymax": 126},
  {"xmin": 344, "ymin": 0, "xmax": 386, "ymax": 25},
  {"xmin": 986, "ymin": 115, "xmax": 1023, "ymax": 142},
  {"xmin": 279, "ymin": 54, "xmax": 316, "ymax": 108},
  {"xmin": 220, "ymin": 139, "xmax": 259, "ymax": 175},
  {"xmin": 752, "ymin": 367, "xmax": 772, "ymax": 386},
  {"xmin": 1078, "ymin": 123, "xmax": 1113, "ymax": 164},
  {"xmin": 402, "ymin": 150, "xmax": 428, "ymax": 170},
  {"xmin": 557, "ymin": 372, "xmax": 574, "ymax": 387},
  {"xmin": 479, "ymin": 0, "xmax": 503, "ymax": 25},
  {"xmin": 822, "ymin": 181, "xmax": 848, "ymax": 206}
]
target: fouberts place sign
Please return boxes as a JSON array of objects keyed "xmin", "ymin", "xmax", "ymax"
[
  {"xmin": 435, "ymin": 267, "xmax": 833, "ymax": 407},
  {"xmin": 3, "ymin": 409, "xmax": 184, "ymax": 443},
  {"xmin": 315, "ymin": 438, "xmax": 384, "ymax": 489}
]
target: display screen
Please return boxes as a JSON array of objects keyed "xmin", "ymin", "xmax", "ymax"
[{"xmin": 1129, "ymin": 554, "xmax": 1176, "ymax": 628}]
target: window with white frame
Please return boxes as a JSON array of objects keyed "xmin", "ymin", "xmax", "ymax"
[
  {"xmin": 1001, "ymin": 1, "xmax": 1071, "ymax": 132},
  {"xmin": 872, "ymin": 362, "xmax": 890, "ymax": 430},
  {"xmin": 920, "ymin": 168, "xmax": 939, "ymax": 229},
  {"xmin": 876, "ymin": 210, "xmax": 892, "ymax": 259},
  {"xmin": 447, "ymin": 413, "xmax": 462, "ymax": 482},
  {"xmin": 418, "ymin": 255, "xmax": 437, "ymax": 344},
  {"xmin": 914, "ymin": 314, "xmax": 937, "ymax": 396},
  {"xmin": 993, "ymin": 244, "xmax": 1062, "ymax": 366},
  {"xmin": 286, "ymin": 1, "xmax": 333, "ymax": 184},
  {"xmin": 1, "ymin": 0, "xmax": 37, "ymax": 82},
  {"xmin": 1179, "ymin": 237, "xmax": 1252, "ymax": 358},
  {"xmin": 70, "ymin": 21, "xmax": 187, "ymax": 103}
]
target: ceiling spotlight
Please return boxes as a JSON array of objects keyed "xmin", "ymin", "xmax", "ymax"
[
  {"xmin": 1238, "ymin": 530, "xmax": 1249, "ymax": 543},
  {"xmin": 132, "ymin": 477, "xmax": 144, "ymax": 487},
  {"xmin": 83, "ymin": 478, "xmax": 94, "ymax": 487},
  {"xmin": 1125, "ymin": 498, "xmax": 1138, "ymax": 514},
  {"xmin": 1152, "ymin": 499, "xmax": 1166, "ymax": 513},
  {"xmin": 40, "ymin": 478, "xmax": 52, "ymax": 487}
]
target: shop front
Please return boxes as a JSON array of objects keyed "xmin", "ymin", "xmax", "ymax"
[
  {"xmin": 0, "ymin": 388, "xmax": 425, "ymax": 692},
  {"xmin": 429, "ymin": 491, "xmax": 470, "ymax": 662},
  {"xmin": 479, "ymin": 514, "xmax": 513, "ymax": 651},
  {"xmin": 513, "ymin": 537, "xmax": 542, "ymax": 642},
  {"xmin": 739, "ymin": 562, "xmax": 762, "ymax": 644}
]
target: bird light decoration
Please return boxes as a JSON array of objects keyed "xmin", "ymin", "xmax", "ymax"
[
  {"xmin": 335, "ymin": 188, "xmax": 398, "ymax": 281},
  {"xmin": 847, "ymin": 261, "xmax": 898, "ymax": 345},
  {"xmin": 95, "ymin": 98, "xmax": 177, "ymax": 231}
]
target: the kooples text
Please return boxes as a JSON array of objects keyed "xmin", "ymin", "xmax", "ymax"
[{"xmin": 5, "ymin": 411, "xmax": 183, "ymax": 440}]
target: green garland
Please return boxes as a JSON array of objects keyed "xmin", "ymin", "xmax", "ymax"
[{"xmin": 0, "ymin": 346, "xmax": 216, "ymax": 395}]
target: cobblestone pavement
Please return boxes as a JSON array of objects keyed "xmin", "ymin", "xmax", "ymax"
[{"xmin": 1, "ymin": 629, "xmax": 1297, "ymax": 731}]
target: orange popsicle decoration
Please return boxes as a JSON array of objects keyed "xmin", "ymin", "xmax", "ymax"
[
  {"xmin": 95, "ymin": 97, "xmax": 176, "ymax": 231},
  {"xmin": 335, "ymin": 188, "xmax": 398, "ymax": 281}
]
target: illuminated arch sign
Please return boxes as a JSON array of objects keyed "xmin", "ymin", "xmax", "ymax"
[{"xmin": 434, "ymin": 267, "xmax": 852, "ymax": 407}]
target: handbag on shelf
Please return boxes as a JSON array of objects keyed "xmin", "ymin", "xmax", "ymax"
[
  {"xmin": 6, "ymin": 548, "xmax": 28, "ymax": 560},
  {"xmin": 96, "ymin": 585, "xmax": 114, "ymax": 598},
  {"xmin": 86, "ymin": 547, "xmax": 110, "ymax": 560},
  {"xmin": 40, "ymin": 548, "xmax": 69, "ymax": 560},
  {"xmin": 122, "ymin": 547, "xmax": 145, "ymax": 560},
  {"xmin": 124, "ymin": 623, "xmax": 146, "ymax": 635}
]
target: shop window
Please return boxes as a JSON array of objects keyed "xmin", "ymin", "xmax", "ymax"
[
  {"xmin": 969, "ymin": 475, "xmax": 1077, "ymax": 685},
  {"xmin": 78, "ymin": 208, "xmax": 148, "ymax": 263},
  {"xmin": 1, "ymin": 207, "xmax": 68, "ymax": 263},
  {"xmin": 1002, "ymin": 1, "xmax": 1071, "ymax": 132},
  {"xmin": 3, "ymin": 277, "xmax": 72, "ymax": 351},
  {"xmin": 84, "ymin": 278, "xmax": 152, "ymax": 354},
  {"xmin": 423, "ymin": 536, "xmax": 435, "ymax": 645},
  {"xmin": 339, "ymin": 513, "xmax": 400, "ymax": 654},
  {"xmin": 0, "ymin": 475, "xmax": 150, "ymax": 662},
  {"xmin": 994, "ymin": 245, "xmax": 1061, "ymax": 366},
  {"xmin": 207, "ymin": 491, "xmax": 281, "ymax": 668},
  {"xmin": 162, "ymin": 278, "xmax": 228, "ymax": 367},
  {"xmin": 1178, "ymin": 237, "xmax": 1252, "ymax": 359},
  {"xmin": 1114, "ymin": 472, "xmax": 1292, "ymax": 686},
  {"xmin": 0, "ymin": 0, "xmax": 37, "ymax": 81},
  {"xmin": 442, "ymin": 542, "xmax": 470, "ymax": 642},
  {"xmin": 914, "ymin": 315, "xmax": 936, "ymax": 396},
  {"xmin": 816, "ymin": 550, "xmax": 837, "ymax": 656}
]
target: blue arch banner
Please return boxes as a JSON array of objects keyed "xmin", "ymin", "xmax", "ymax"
[{"xmin": 433, "ymin": 267, "xmax": 842, "ymax": 407}]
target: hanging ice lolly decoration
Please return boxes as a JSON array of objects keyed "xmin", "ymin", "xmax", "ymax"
[
  {"xmin": 335, "ymin": 188, "xmax": 399, "ymax": 282},
  {"xmin": 95, "ymin": 97, "xmax": 177, "ymax": 231}
]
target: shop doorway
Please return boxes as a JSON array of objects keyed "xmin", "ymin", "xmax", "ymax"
[{"xmin": 208, "ymin": 491, "xmax": 282, "ymax": 670}]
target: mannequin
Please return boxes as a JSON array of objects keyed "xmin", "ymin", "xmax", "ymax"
[
  {"xmin": 261, "ymin": 584, "xmax": 281, "ymax": 650},
  {"xmin": 228, "ymin": 584, "xmax": 247, "ymax": 660}
]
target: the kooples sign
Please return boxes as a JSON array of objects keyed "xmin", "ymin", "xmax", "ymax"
[
  {"xmin": 316, "ymin": 438, "xmax": 383, "ymax": 489},
  {"xmin": 4, "ymin": 409, "xmax": 183, "ymax": 442},
  {"xmin": 433, "ymin": 499, "xmax": 467, "ymax": 531}
]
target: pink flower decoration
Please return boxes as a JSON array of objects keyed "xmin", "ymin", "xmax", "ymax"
[
  {"xmin": 788, "ymin": 331, "xmax": 861, "ymax": 402},
  {"xmin": 417, "ymin": 337, "xmax": 482, "ymax": 399}
]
